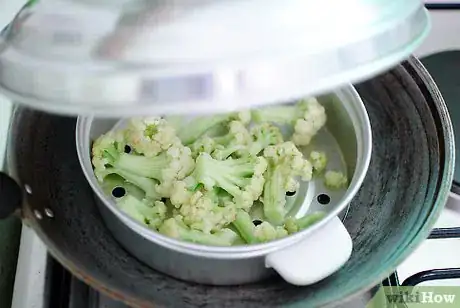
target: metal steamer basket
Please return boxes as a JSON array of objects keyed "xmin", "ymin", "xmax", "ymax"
[{"xmin": 75, "ymin": 86, "xmax": 372, "ymax": 286}]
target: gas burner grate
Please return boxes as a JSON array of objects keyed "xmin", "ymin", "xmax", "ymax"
[{"xmin": 383, "ymin": 227, "xmax": 460, "ymax": 287}]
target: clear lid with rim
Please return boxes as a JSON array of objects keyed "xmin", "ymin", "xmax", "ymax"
[{"xmin": 0, "ymin": 0, "xmax": 430, "ymax": 117}]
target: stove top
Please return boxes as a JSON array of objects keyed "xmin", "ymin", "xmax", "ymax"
[{"xmin": 10, "ymin": 208, "xmax": 460, "ymax": 308}]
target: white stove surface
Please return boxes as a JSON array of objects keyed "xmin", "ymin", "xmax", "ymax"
[{"xmin": 1, "ymin": 3, "xmax": 460, "ymax": 308}]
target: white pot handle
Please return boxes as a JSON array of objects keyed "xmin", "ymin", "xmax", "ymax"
[{"xmin": 265, "ymin": 216, "xmax": 352, "ymax": 286}]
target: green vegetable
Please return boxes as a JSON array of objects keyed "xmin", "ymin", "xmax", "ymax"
[
  {"xmin": 284, "ymin": 212, "xmax": 327, "ymax": 234},
  {"xmin": 232, "ymin": 210, "xmax": 288, "ymax": 244},
  {"xmin": 310, "ymin": 151, "xmax": 328, "ymax": 174},
  {"xmin": 176, "ymin": 114, "xmax": 231, "ymax": 145},
  {"xmin": 262, "ymin": 142, "xmax": 313, "ymax": 225},
  {"xmin": 90, "ymin": 97, "xmax": 341, "ymax": 246},
  {"xmin": 124, "ymin": 117, "xmax": 179, "ymax": 157},
  {"xmin": 324, "ymin": 170, "xmax": 348, "ymax": 190},
  {"xmin": 191, "ymin": 152, "xmax": 267, "ymax": 211},
  {"xmin": 169, "ymin": 183, "xmax": 237, "ymax": 233},
  {"xmin": 210, "ymin": 120, "xmax": 252, "ymax": 160},
  {"xmin": 117, "ymin": 195, "xmax": 167, "ymax": 229},
  {"xmin": 95, "ymin": 138, "xmax": 194, "ymax": 198},
  {"xmin": 159, "ymin": 216, "xmax": 240, "ymax": 246},
  {"xmin": 232, "ymin": 210, "xmax": 257, "ymax": 244},
  {"xmin": 247, "ymin": 123, "xmax": 284, "ymax": 156},
  {"xmin": 252, "ymin": 97, "xmax": 327, "ymax": 146}
]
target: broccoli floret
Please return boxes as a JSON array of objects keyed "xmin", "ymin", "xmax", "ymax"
[
  {"xmin": 324, "ymin": 170, "xmax": 348, "ymax": 190},
  {"xmin": 159, "ymin": 215, "xmax": 240, "ymax": 246},
  {"xmin": 190, "ymin": 153, "xmax": 267, "ymax": 211},
  {"xmin": 284, "ymin": 211, "xmax": 326, "ymax": 234},
  {"xmin": 117, "ymin": 195, "xmax": 167, "ymax": 229},
  {"xmin": 232, "ymin": 210, "xmax": 287, "ymax": 244},
  {"xmin": 262, "ymin": 142, "xmax": 313, "ymax": 225},
  {"xmin": 124, "ymin": 117, "xmax": 180, "ymax": 157},
  {"xmin": 101, "ymin": 144, "xmax": 195, "ymax": 198},
  {"xmin": 247, "ymin": 123, "xmax": 284, "ymax": 156},
  {"xmin": 169, "ymin": 182, "xmax": 237, "ymax": 233},
  {"xmin": 252, "ymin": 97, "xmax": 326, "ymax": 146},
  {"xmin": 310, "ymin": 151, "xmax": 327, "ymax": 174}
]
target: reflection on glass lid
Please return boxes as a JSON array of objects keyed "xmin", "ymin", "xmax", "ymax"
[{"xmin": 0, "ymin": 0, "xmax": 430, "ymax": 117}]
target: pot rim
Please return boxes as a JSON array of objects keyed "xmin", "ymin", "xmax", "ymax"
[{"xmin": 75, "ymin": 84, "xmax": 372, "ymax": 259}]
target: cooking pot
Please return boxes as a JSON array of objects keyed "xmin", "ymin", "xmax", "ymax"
[
  {"xmin": 75, "ymin": 85, "xmax": 372, "ymax": 286},
  {"xmin": 0, "ymin": 56, "xmax": 454, "ymax": 307}
]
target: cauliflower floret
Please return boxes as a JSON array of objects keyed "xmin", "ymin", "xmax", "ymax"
[
  {"xmin": 251, "ymin": 97, "xmax": 326, "ymax": 147},
  {"xmin": 117, "ymin": 195, "xmax": 167, "ymax": 229},
  {"xmin": 157, "ymin": 146, "xmax": 196, "ymax": 195},
  {"xmin": 91, "ymin": 132, "xmax": 162, "ymax": 200},
  {"xmin": 96, "ymin": 141, "xmax": 195, "ymax": 198},
  {"xmin": 262, "ymin": 142, "xmax": 314, "ymax": 225},
  {"xmin": 284, "ymin": 212, "xmax": 326, "ymax": 234},
  {"xmin": 124, "ymin": 117, "xmax": 180, "ymax": 157},
  {"xmin": 159, "ymin": 215, "xmax": 239, "ymax": 246},
  {"xmin": 170, "ymin": 180, "xmax": 194, "ymax": 206},
  {"xmin": 324, "ymin": 170, "xmax": 348, "ymax": 190},
  {"xmin": 176, "ymin": 114, "xmax": 231, "ymax": 145},
  {"xmin": 292, "ymin": 98, "xmax": 327, "ymax": 146},
  {"xmin": 232, "ymin": 210, "xmax": 287, "ymax": 244},
  {"xmin": 170, "ymin": 183, "xmax": 237, "ymax": 233},
  {"xmin": 211, "ymin": 121, "xmax": 252, "ymax": 160},
  {"xmin": 91, "ymin": 130, "xmax": 126, "ymax": 181},
  {"xmin": 310, "ymin": 151, "xmax": 328, "ymax": 174},
  {"xmin": 190, "ymin": 135, "xmax": 217, "ymax": 158},
  {"xmin": 254, "ymin": 222, "xmax": 288, "ymax": 242},
  {"xmin": 189, "ymin": 153, "xmax": 267, "ymax": 211},
  {"xmin": 246, "ymin": 123, "xmax": 284, "ymax": 156},
  {"xmin": 264, "ymin": 141, "xmax": 313, "ymax": 182},
  {"xmin": 216, "ymin": 121, "xmax": 252, "ymax": 146}
]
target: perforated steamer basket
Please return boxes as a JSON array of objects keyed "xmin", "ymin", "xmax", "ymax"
[{"xmin": 75, "ymin": 84, "xmax": 371, "ymax": 286}]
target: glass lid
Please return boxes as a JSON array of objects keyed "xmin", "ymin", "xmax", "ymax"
[{"xmin": 0, "ymin": 0, "xmax": 430, "ymax": 117}]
